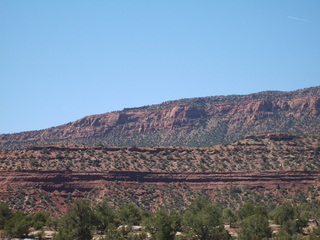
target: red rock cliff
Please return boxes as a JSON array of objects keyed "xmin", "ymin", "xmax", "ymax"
[{"xmin": 0, "ymin": 87, "xmax": 319, "ymax": 149}]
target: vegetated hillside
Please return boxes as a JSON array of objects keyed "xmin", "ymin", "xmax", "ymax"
[
  {"xmin": 1, "ymin": 133, "xmax": 319, "ymax": 172},
  {"xmin": 0, "ymin": 133, "xmax": 319, "ymax": 215},
  {"xmin": 1, "ymin": 86, "xmax": 320, "ymax": 150}
]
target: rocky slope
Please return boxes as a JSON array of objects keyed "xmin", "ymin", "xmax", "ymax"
[
  {"xmin": 1, "ymin": 86, "xmax": 320, "ymax": 150},
  {"xmin": 0, "ymin": 133, "xmax": 319, "ymax": 215},
  {"xmin": 1, "ymin": 133, "xmax": 319, "ymax": 172},
  {"xmin": 1, "ymin": 170, "xmax": 318, "ymax": 193}
]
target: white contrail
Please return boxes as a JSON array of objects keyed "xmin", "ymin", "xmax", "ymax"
[{"xmin": 287, "ymin": 16, "xmax": 312, "ymax": 23}]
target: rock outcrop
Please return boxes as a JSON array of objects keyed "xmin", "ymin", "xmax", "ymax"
[
  {"xmin": 0, "ymin": 86, "xmax": 319, "ymax": 149},
  {"xmin": 0, "ymin": 170, "xmax": 318, "ymax": 193}
]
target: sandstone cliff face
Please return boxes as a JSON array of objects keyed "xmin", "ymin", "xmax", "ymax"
[
  {"xmin": 1, "ymin": 169, "xmax": 319, "ymax": 215},
  {"xmin": 0, "ymin": 170, "xmax": 318, "ymax": 193},
  {"xmin": 1, "ymin": 87, "xmax": 319, "ymax": 149}
]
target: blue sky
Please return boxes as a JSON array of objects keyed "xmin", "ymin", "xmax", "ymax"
[{"xmin": 1, "ymin": 1, "xmax": 319, "ymax": 134}]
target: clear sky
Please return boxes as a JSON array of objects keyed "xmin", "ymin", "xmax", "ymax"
[{"xmin": 1, "ymin": 1, "xmax": 319, "ymax": 134}]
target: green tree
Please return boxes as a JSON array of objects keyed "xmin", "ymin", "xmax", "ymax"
[
  {"xmin": 52, "ymin": 223, "xmax": 76, "ymax": 240},
  {"xmin": 183, "ymin": 198, "xmax": 231, "ymax": 240},
  {"xmin": 119, "ymin": 203, "xmax": 142, "ymax": 226},
  {"xmin": 46, "ymin": 216, "xmax": 59, "ymax": 231},
  {"xmin": 169, "ymin": 209, "xmax": 182, "ymax": 232},
  {"xmin": 238, "ymin": 214, "xmax": 272, "ymax": 240},
  {"xmin": 222, "ymin": 208, "xmax": 237, "ymax": 228},
  {"xmin": 95, "ymin": 198, "xmax": 118, "ymax": 232},
  {"xmin": 237, "ymin": 202, "xmax": 255, "ymax": 220},
  {"xmin": 0, "ymin": 203, "xmax": 12, "ymax": 229},
  {"xmin": 143, "ymin": 208, "xmax": 177, "ymax": 240},
  {"xmin": 292, "ymin": 205, "xmax": 308, "ymax": 234},
  {"xmin": 271, "ymin": 202, "xmax": 308, "ymax": 236},
  {"xmin": 4, "ymin": 211, "xmax": 30, "ymax": 238},
  {"xmin": 254, "ymin": 206, "xmax": 268, "ymax": 217},
  {"xmin": 30, "ymin": 211, "xmax": 50, "ymax": 230},
  {"xmin": 103, "ymin": 223, "xmax": 125, "ymax": 240},
  {"xmin": 281, "ymin": 218, "xmax": 308, "ymax": 236},
  {"xmin": 270, "ymin": 202, "xmax": 294, "ymax": 225},
  {"xmin": 53, "ymin": 199, "xmax": 96, "ymax": 240}
]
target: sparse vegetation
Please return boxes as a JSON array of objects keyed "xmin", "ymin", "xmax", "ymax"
[{"xmin": 0, "ymin": 134, "xmax": 319, "ymax": 173}]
